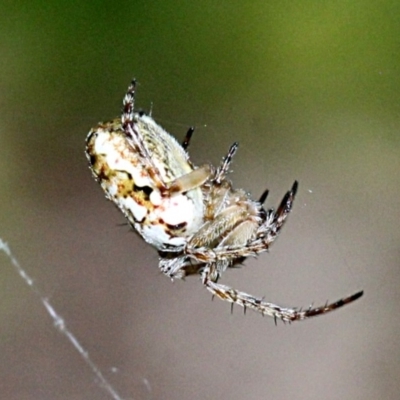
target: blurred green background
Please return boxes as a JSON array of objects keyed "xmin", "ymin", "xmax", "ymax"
[{"xmin": 1, "ymin": 1, "xmax": 399, "ymax": 399}]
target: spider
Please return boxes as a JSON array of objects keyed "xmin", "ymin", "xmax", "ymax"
[{"xmin": 86, "ymin": 79, "xmax": 363, "ymax": 323}]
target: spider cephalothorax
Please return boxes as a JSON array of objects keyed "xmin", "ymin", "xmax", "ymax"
[{"xmin": 86, "ymin": 79, "xmax": 363, "ymax": 323}]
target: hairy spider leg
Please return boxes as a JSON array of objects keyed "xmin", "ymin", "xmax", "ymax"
[
  {"xmin": 182, "ymin": 127, "xmax": 195, "ymax": 150},
  {"xmin": 258, "ymin": 188, "xmax": 269, "ymax": 204},
  {"xmin": 214, "ymin": 142, "xmax": 239, "ymax": 184},
  {"xmin": 201, "ymin": 263, "xmax": 363, "ymax": 323},
  {"xmin": 121, "ymin": 79, "xmax": 137, "ymax": 131},
  {"xmin": 188, "ymin": 181, "xmax": 298, "ymax": 262}
]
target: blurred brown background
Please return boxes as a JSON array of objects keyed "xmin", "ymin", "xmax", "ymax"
[{"xmin": 1, "ymin": 2, "xmax": 399, "ymax": 399}]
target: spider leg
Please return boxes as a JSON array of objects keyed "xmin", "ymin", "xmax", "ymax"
[
  {"xmin": 159, "ymin": 255, "xmax": 187, "ymax": 280},
  {"xmin": 295, "ymin": 290, "xmax": 364, "ymax": 320},
  {"xmin": 274, "ymin": 180, "xmax": 298, "ymax": 228},
  {"xmin": 121, "ymin": 79, "xmax": 137, "ymax": 131},
  {"xmin": 158, "ymin": 253, "xmax": 205, "ymax": 280},
  {"xmin": 181, "ymin": 127, "xmax": 195, "ymax": 150},
  {"xmin": 119, "ymin": 81, "xmax": 211, "ymax": 195},
  {"xmin": 214, "ymin": 142, "xmax": 239, "ymax": 184},
  {"xmin": 119, "ymin": 79, "xmax": 169, "ymax": 191},
  {"xmin": 257, "ymin": 180, "xmax": 298, "ymax": 248},
  {"xmin": 258, "ymin": 188, "xmax": 269, "ymax": 204},
  {"xmin": 201, "ymin": 264, "xmax": 363, "ymax": 322},
  {"xmin": 188, "ymin": 181, "xmax": 299, "ymax": 261}
]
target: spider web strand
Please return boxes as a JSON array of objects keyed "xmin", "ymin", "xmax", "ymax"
[{"xmin": 0, "ymin": 238, "xmax": 125, "ymax": 400}]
